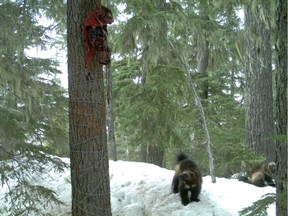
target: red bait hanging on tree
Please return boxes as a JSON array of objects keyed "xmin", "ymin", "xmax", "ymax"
[{"xmin": 84, "ymin": 5, "xmax": 114, "ymax": 67}]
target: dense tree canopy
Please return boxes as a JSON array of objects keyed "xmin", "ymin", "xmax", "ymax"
[
  {"xmin": 109, "ymin": 0, "xmax": 249, "ymax": 174},
  {"xmin": 0, "ymin": 1, "xmax": 68, "ymax": 215},
  {"xmin": 0, "ymin": 0, "xmax": 68, "ymax": 156}
]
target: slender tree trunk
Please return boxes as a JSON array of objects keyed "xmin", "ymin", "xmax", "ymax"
[
  {"xmin": 106, "ymin": 64, "xmax": 117, "ymax": 161},
  {"xmin": 169, "ymin": 40, "xmax": 216, "ymax": 183},
  {"xmin": 275, "ymin": 0, "xmax": 287, "ymax": 215},
  {"xmin": 244, "ymin": 4, "xmax": 275, "ymax": 161},
  {"xmin": 67, "ymin": 1, "xmax": 112, "ymax": 215}
]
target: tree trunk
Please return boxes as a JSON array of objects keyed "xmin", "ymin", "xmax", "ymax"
[
  {"xmin": 197, "ymin": 39, "xmax": 209, "ymax": 101},
  {"xmin": 67, "ymin": 1, "xmax": 112, "ymax": 215},
  {"xmin": 244, "ymin": 4, "xmax": 275, "ymax": 161},
  {"xmin": 140, "ymin": 143, "xmax": 147, "ymax": 162},
  {"xmin": 169, "ymin": 40, "xmax": 216, "ymax": 183},
  {"xmin": 147, "ymin": 144, "xmax": 165, "ymax": 167},
  {"xmin": 106, "ymin": 64, "xmax": 117, "ymax": 161},
  {"xmin": 275, "ymin": 0, "xmax": 287, "ymax": 215}
]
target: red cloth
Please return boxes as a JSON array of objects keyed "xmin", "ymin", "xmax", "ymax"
[{"xmin": 84, "ymin": 6, "xmax": 113, "ymax": 67}]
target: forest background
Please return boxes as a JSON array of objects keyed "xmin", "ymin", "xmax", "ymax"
[{"xmin": 0, "ymin": 0, "xmax": 286, "ymax": 215}]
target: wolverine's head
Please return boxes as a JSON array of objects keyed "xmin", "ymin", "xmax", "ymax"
[
  {"xmin": 179, "ymin": 171, "xmax": 198, "ymax": 188},
  {"xmin": 267, "ymin": 162, "xmax": 276, "ymax": 174}
]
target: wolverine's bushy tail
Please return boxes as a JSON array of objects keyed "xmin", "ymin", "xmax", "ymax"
[
  {"xmin": 238, "ymin": 176, "xmax": 250, "ymax": 184},
  {"xmin": 176, "ymin": 153, "xmax": 188, "ymax": 163}
]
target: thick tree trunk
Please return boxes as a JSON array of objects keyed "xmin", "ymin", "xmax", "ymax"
[
  {"xmin": 147, "ymin": 144, "xmax": 165, "ymax": 167},
  {"xmin": 106, "ymin": 64, "xmax": 117, "ymax": 161},
  {"xmin": 275, "ymin": 0, "xmax": 287, "ymax": 215},
  {"xmin": 67, "ymin": 1, "xmax": 112, "ymax": 215},
  {"xmin": 244, "ymin": 5, "xmax": 275, "ymax": 161}
]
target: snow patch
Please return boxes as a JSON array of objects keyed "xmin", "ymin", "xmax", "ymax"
[{"xmin": 0, "ymin": 159, "xmax": 276, "ymax": 216}]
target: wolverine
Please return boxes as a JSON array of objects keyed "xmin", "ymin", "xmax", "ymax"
[
  {"xmin": 238, "ymin": 162, "xmax": 276, "ymax": 187},
  {"xmin": 172, "ymin": 153, "xmax": 203, "ymax": 206}
]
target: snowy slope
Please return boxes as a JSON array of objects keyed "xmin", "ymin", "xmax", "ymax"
[
  {"xmin": 109, "ymin": 160, "xmax": 275, "ymax": 216},
  {"xmin": 0, "ymin": 159, "xmax": 276, "ymax": 216}
]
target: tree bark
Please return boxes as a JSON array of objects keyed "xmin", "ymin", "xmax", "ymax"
[
  {"xmin": 275, "ymin": 0, "xmax": 287, "ymax": 215},
  {"xmin": 197, "ymin": 39, "xmax": 209, "ymax": 101},
  {"xmin": 147, "ymin": 144, "xmax": 165, "ymax": 167},
  {"xmin": 106, "ymin": 64, "xmax": 117, "ymax": 161},
  {"xmin": 140, "ymin": 143, "xmax": 147, "ymax": 162},
  {"xmin": 244, "ymin": 4, "xmax": 275, "ymax": 161},
  {"xmin": 67, "ymin": 1, "xmax": 112, "ymax": 215}
]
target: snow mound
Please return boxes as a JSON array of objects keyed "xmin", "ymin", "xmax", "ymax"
[
  {"xmin": 0, "ymin": 159, "xmax": 276, "ymax": 216},
  {"xmin": 109, "ymin": 160, "xmax": 275, "ymax": 216}
]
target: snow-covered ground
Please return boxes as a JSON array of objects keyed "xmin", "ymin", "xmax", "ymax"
[{"xmin": 0, "ymin": 158, "xmax": 276, "ymax": 216}]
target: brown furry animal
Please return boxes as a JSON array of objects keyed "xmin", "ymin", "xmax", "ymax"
[
  {"xmin": 172, "ymin": 153, "xmax": 203, "ymax": 206},
  {"xmin": 238, "ymin": 162, "xmax": 276, "ymax": 187}
]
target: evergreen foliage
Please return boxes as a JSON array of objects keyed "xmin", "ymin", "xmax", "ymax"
[
  {"xmin": 239, "ymin": 193, "xmax": 276, "ymax": 216},
  {"xmin": 112, "ymin": 59, "xmax": 189, "ymax": 166},
  {"xmin": 0, "ymin": 144, "xmax": 69, "ymax": 216},
  {"xmin": 109, "ymin": 0, "xmax": 249, "ymax": 174},
  {"xmin": 0, "ymin": 1, "xmax": 68, "ymax": 155},
  {"xmin": 0, "ymin": 0, "xmax": 285, "ymax": 214},
  {"xmin": 0, "ymin": 1, "xmax": 68, "ymax": 215}
]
